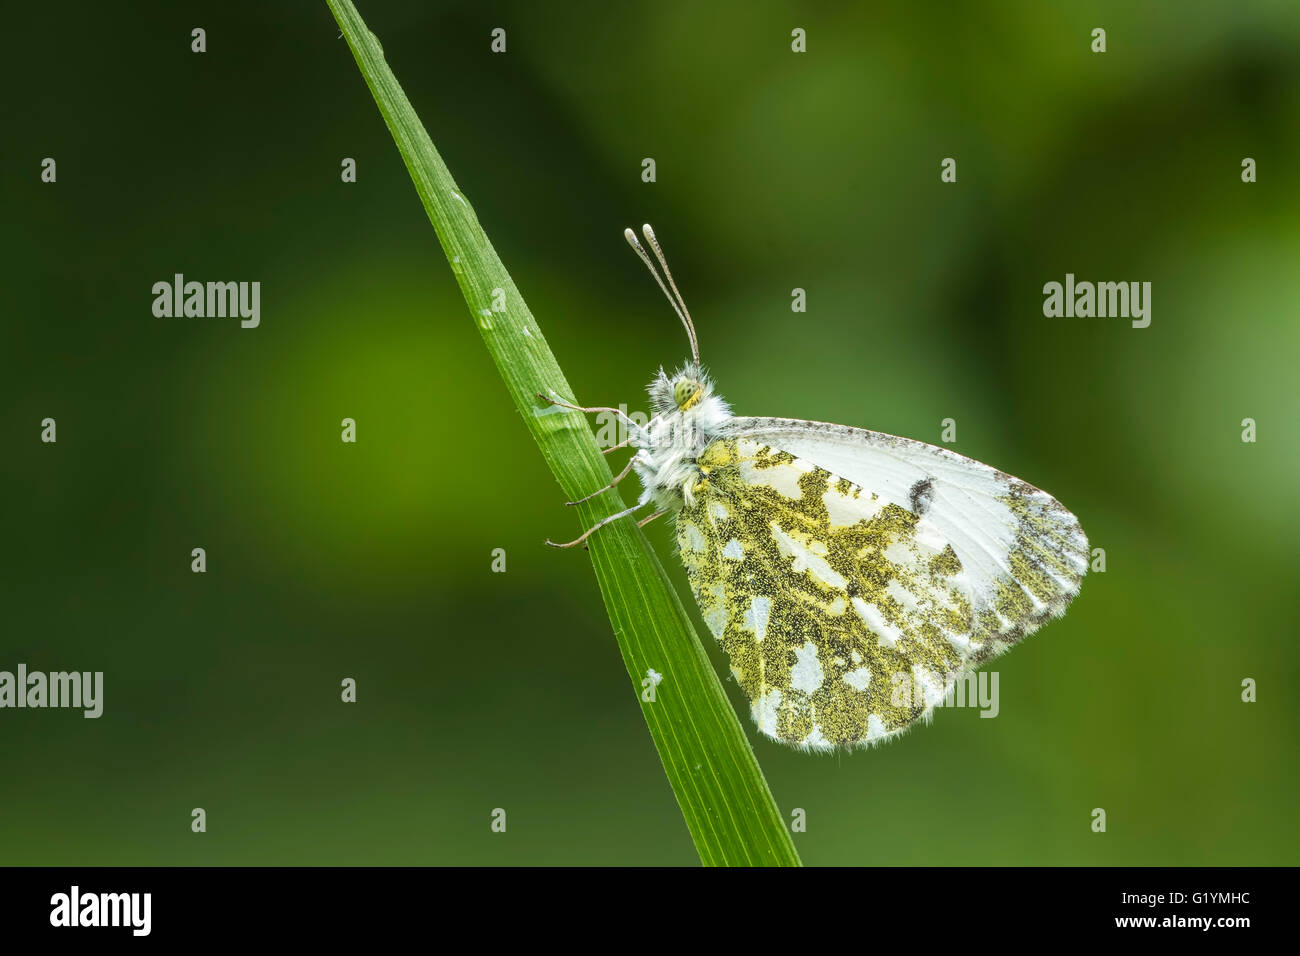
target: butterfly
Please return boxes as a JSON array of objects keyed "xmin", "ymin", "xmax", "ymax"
[{"xmin": 545, "ymin": 225, "xmax": 1088, "ymax": 751}]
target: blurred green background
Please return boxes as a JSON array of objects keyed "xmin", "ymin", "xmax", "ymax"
[{"xmin": 2, "ymin": 0, "xmax": 1298, "ymax": 865}]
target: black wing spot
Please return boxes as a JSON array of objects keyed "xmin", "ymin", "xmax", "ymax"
[{"xmin": 909, "ymin": 477, "xmax": 935, "ymax": 516}]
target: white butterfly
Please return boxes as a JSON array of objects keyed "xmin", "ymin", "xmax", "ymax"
[{"xmin": 547, "ymin": 225, "xmax": 1088, "ymax": 751}]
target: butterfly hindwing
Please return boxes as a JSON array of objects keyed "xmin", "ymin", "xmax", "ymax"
[{"xmin": 675, "ymin": 431, "xmax": 1087, "ymax": 751}]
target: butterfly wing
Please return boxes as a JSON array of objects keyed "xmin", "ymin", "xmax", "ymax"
[
  {"xmin": 676, "ymin": 425, "xmax": 1087, "ymax": 750},
  {"xmin": 720, "ymin": 417, "xmax": 1090, "ymax": 622}
]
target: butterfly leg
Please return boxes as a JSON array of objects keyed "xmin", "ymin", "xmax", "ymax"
[
  {"xmin": 546, "ymin": 500, "xmax": 651, "ymax": 549},
  {"xmin": 566, "ymin": 454, "xmax": 638, "ymax": 506},
  {"xmin": 637, "ymin": 509, "xmax": 668, "ymax": 529},
  {"xmin": 536, "ymin": 391, "xmax": 654, "ymax": 444},
  {"xmin": 601, "ymin": 437, "xmax": 632, "ymax": 455}
]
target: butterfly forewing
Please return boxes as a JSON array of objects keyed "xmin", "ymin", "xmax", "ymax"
[
  {"xmin": 675, "ymin": 431, "xmax": 1087, "ymax": 751},
  {"xmin": 720, "ymin": 418, "xmax": 1090, "ymax": 628}
]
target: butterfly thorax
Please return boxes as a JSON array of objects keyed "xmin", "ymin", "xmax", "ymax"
[{"xmin": 631, "ymin": 364, "xmax": 733, "ymax": 511}]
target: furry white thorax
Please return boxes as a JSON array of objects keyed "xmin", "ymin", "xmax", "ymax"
[{"xmin": 630, "ymin": 364, "xmax": 733, "ymax": 512}]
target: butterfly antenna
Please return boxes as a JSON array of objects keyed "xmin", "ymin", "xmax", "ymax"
[
  {"xmin": 641, "ymin": 224, "xmax": 700, "ymax": 367},
  {"xmin": 624, "ymin": 225, "xmax": 700, "ymax": 366}
]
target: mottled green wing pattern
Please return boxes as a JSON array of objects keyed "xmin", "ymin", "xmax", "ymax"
[{"xmin": 675, "ymin": 436, "xmax": 1086, "ymax": 750}]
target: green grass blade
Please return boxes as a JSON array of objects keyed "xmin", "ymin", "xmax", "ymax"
[{"xmin": 327, "ymin": 0, "xmax": 801, "ymax": 866}]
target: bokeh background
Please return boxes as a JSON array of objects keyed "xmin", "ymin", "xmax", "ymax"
[{"xmin": 2, "ymin": 0, "xmax": 1298, "ymax": 865}]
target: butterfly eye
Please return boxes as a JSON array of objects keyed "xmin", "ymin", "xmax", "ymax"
[{"xmin": 674, "ymin": 379, "xmax": 701, "ymax": 408}]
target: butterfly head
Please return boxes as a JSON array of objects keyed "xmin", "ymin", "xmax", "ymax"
[
  {"xmin": 646, "ymin": 366, "xmax": 732, "ymax": 441},
  {"xmin": 649, "ymin": 364, "xmax": 712, "ymax": 415},
  {"xmin": 672, "ymin": 371, "xmax": 707, "ymax": 411}
]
